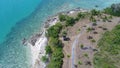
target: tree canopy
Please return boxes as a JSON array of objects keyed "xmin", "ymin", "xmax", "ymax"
[{"xmin": 104, "ymin": 3, "xmax": 120, "ymax": 16}]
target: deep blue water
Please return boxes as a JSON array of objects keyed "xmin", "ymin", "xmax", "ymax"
[{"xmin": 0, "ymin": 0, "xmax": 120, "ymax": 68}]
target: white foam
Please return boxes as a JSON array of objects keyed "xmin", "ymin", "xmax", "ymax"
[
  {"xmin": 28, "ymin": 29, "xmax": 47, "ymax": 68},
  {"xmin": 28, "ymin": 9, "xmax": 87, "ymax": 68},
  {"xmin": 69, "ymin": 11, "xmax": 75, "ymax": 14},
  {"xmin": 29, "ymin": 17, "xmax": 58, "ymax": 68}
]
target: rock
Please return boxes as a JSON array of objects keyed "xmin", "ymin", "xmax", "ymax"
[
  {"xmin": 93, "ymin": 31, "xmax": 98, "ymax": 34},
  {"xmin": 29, "ymin": 33, "xmax": 43, "ymax": 46},
  {"xmin": 102, "ymin": 28, "xmax": 108, "ymax": 30},
  {"xmin": 83, "ymin": 25, "xmax": 86, "ymax": 27},
  {"xmin": 91, "ymin": 28, "xmax": 95, "ymax": 30},
  {"xmin": 95, "ymin": 5, "xmax": 99, "ymax": 7},
  {"xmin": 93, "ymin": 49, "xmax": 98, "ymax": 51},
  {"xmin": 92, "ymin": 23, "xmax": 97, "ymax": 26},
  {"xmin": 118, "ymin": 21, "xmax": 120, "ymax": 23},
  {"xmin": 85, "ymin": 61, "xmax": 92, "ymax": 66},
  {"xmin": 63, "ymin": 36, "xmax": 70, "ymax": 41},
  {"xmin": 98, "ymin": 26, "xmax": 102, "ymax": 28},
  {"xmin": 82, "ymin": 47, "xmax": 89, "ymax": 50},
  {"xmin": 108, "ymin": 20, "xmax": 112, "ymax": 22},
  {"xmin": 87, "ymin": 36, "xmax": 93, "ymax": 39},
  {"xmin": 22, "ymin": 38, "xmax": 27, "ymax": 45}
]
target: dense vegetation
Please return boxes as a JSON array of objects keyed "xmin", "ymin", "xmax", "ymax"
[
  {"xmin": 44, "ymin": 3, "xmax": 120, "ymax": 68},
  {"xmin": 47, "ymin": 23, "xmax": 62, "ymax": 38},
  {"xmin": 46, "ymin": 23, "xmax": 64, "ymax": 68},
  {"xmin": 91, "ymin": 9, "xmax": 100, "ymax": 16},
  {"xmin": 45, "ymin": 5, "xmax": 120, "ymax": 67},
  {"xmin": 45, "ymin": 11, "xmax": 88, "ymax": 68},
  {"xmin": 59, "ymin": 14, "xmax": 76, "ymax": 26},
  {"xmin": 104, "ymin": 3, "xmax": 120, "ymax": 16},
  {"xmin": 59, "ymin": 12, "xmax": 88, "ymax": 26},
  {"xmin": 94, "ymin": 25, "xmax": 120, "ymax": 68}
]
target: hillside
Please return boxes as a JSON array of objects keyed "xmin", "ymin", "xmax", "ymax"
[{"xmin": 42, "ymin": 3, "xmax": 120, "ymax": 68}]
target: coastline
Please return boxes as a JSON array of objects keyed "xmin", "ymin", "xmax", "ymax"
[
  {"xmin": 0, "ymin": 1, "xmax": 120, "ymax": 68},
  {"xmin": 27, "ymin": 8, "xmax": 88, "ymax": 68},
  {"xmin": 27, "ymin": 15, "xmax": 59, "ymax": 68}
]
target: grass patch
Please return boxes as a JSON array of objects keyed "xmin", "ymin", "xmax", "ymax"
[
  {"xmin": 78, "ymin": 61, "xmax": 82, "ymax": 65},
  {"xmin": 67, "ymin": 54, "xmax": 71, "ymax": 58},
  {"xmin": 94, "ymin": 25, "xmax": 120, "ymax": 68}
]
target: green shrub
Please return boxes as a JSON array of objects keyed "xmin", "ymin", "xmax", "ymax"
[
  {"xmin": 59, "ymin": 14, "xmax": 67, "ymax": 21},
  {"xmin": 80, "ymin": 44, "xmax": 84, "ymax": 48},
  {"xmin": 67, "ymin": 54, "xmax": 70, "ymax": 58},
  {"xmin": 87, "ymin": 27, "xmax": 92, "ymax": 32},
  {"xmin": 47, "ymin": 23, "xmax": 62, "ymax": 38},
  {"xmin": 108, "ymin": 15, "xmax": 113, "ymax": 19},
  {"xmin": 47, "ymin": 22, "xmax": 64, "ymax": 68},
  {"xmin": 91, "ymin": 9, "xmax": 100, "ymax": 16},
  {"xmin": 62, "ymin": 30, "xmax": 67, "ymax": 36},
  {"xmin": 49, "ymin": 37, "xmax": 62, "ymax": 47},
  {"xmin": 78, "ymin": 61, "xmax": 82, "ymax": 65},
  {"xmin": 78, "ymin": 29, "xmax": 81, "ymax": 31},
  {"xmin": 91, "ymin": 39, "xmax": 96, "ymax": 43},
  {"xmin": 77, "ymin": 12, "xmax": 85, "ymax": 19},
  {"xmin": 65, "ymin": 16, "xmax": 76, "ymax": 26},
  {"xmin": 47, "ymin": 48, "xmax": 64, "ymax": 68},
  {"xmin": 89, "ymin": 16, "xmax": 96, "ymax": 22},
  {"xmin": 84, "ymin": 53, "xmax": 88, "ymax": 58},
  {"xmin": 45, "ymin": 45, "xmax": 52, "ymax": 54},
  {"xmin": 41, "ymin": 56, "xmax": 48, "ymax": 63}
]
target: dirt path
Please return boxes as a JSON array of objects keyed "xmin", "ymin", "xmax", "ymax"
[
  {"xmin": 71, "ymin": 24, "xmax": 91, "ymax": 68},
  {"xmin": 62, "ymin": 14, "xmax": 120, "ymax": 68}
]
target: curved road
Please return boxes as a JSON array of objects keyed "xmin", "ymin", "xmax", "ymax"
[{"xmin": 71, "ymin": 24, "xmax": 91, "ymax": 68}]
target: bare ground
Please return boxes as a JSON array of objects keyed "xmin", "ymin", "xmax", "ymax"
[{"xmin": 61, "ymin": 15, "xmax": 120, "ymax": 68}]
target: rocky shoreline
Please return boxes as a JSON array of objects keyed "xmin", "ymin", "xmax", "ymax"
[
  {"xmin": 27, "ymin": 7, "xmax": 88, "ymax": 68},
  {"xmin": 28, "ymin": 7, "xmax": 88, "ymax": 46}
]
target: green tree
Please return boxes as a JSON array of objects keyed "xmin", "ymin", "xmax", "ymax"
[
  {"xmin": 78, "ymin": 61, "xmax": 82, "ymax": 65},
  {"xmin": 47, "ymin": 48, "xmax": 64, "ymax": 68},
  {"xmin": 87, "ymin": 27, "xmax": 92, "ymax": 32},
  {"xmin": 89, "ymin": 16, "xmax": 96, "ymax": 22},
  {"xmin": 104, "ymin": 3, "xmax": 120, "ymax": 16},
  {"xmin": 80, "ymin": 44, "xmax": 84, "ymax": 49},
  {"xmin": 62, "ymin": 30, "xmax": 67, "ymax": 36},
  {"xmin": 77, "ymin": 12, "xmax": 85, "ymax": 19},
  {"xmin": 59, "ymin": 14, "xmax": 67, "ymax": 21},
  {"xmin": 49, "ymin": 37, "xmax": 62, "ymax": 47},
  {"xmin": 65, "ymin": 17, "xmax": 75, "ymax": 26},
  {"xmin": 91, "ymin": 9, "xmax": 100, "ymax": 16},
  {"xmin": 41, "ymin": 56, "xmax": 48, "ymax": 63},
  {"xmin": 47, "ymin": 23, "xmax": 62, "ymax": 38},
  {"xmin": 45, "ymin": 45, "xmax": 52, "ymax": 54}
]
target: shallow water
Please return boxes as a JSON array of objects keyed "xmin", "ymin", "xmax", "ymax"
[{"xmin": 0, "ymin": 0, "xmax": 120, "ymax": 68}]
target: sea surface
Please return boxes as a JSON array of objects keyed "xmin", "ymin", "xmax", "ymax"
[{"xmin": 0, "ymin": 0, "xmax": 120, "ymax": 68}]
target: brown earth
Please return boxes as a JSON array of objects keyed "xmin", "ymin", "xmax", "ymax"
[{"xmin": 61, "ymin": 14, "xmax": 120, "ymax": 68}]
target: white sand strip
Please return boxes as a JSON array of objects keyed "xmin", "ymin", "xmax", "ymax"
[{"xmin": 29, "ymin": 17, "xmax": 58, "ymax": 68}]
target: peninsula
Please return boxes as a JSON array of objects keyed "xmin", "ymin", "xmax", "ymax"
[{"xmin": 28, "ymin": 3, "xmax": 120, "ymax": 68}]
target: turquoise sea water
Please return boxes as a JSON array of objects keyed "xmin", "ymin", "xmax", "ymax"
[{"xmin": 0, "ymin": 0, "xmax": 120, "ymax": 68}]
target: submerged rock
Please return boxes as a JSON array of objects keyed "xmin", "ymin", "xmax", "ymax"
[
  {"xmin": 29, "ymin": 33, "xmax": 43, "ymax": 46},
  {"xmin": 22, "ymin": 38, "xmax": 27, "ymax": 45}
]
